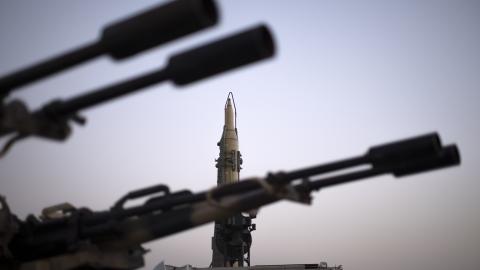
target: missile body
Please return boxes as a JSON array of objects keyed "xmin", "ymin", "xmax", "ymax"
[
  {"xmin": 216, "ymin": 95, "xmax": 242, "ymax": 185},
  {"xmin": 211, "ymin": 93, "xmax": 253, "ymax": 267}
]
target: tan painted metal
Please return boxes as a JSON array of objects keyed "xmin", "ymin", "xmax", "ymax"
[{"xmin": 217, "ymin": 93, "xmax": 242, "ymax": 185}]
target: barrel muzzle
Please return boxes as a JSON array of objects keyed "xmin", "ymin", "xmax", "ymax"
[
  {"xmin": 167, "ymin": 24, "xmax": 275, "ymax": 85},
  {"xmin": 101, "ymin": 0, "xmax": 219, "ymax": 59},
  {"xmin": 392, "ymin": 144, "xmax": 460, "ymax": 177},
  {"xmin": 368, "ymin": 133, "xmax": 442, "ymax": 171}
]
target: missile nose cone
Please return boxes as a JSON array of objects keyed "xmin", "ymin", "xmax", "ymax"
[
  {"xmin": 218, "ymin": 92, "xmax": 241, "ymax": 185},
  {"xmin": 225, "ymin": 93, "xmax": 236, "ymax": 130}
]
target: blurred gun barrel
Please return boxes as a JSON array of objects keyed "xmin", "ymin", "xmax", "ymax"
[
  {"xmin": 367, "ymin": 133, "xmax": 460, "ymax": 176},
  {"xmin": 306, "ymin": 134, "xmax": 460, "ymax": 190},
  {"xmin": 167, "ymin": 25, "xmax": 275, "ymax": 85},
  {"xmin": 0, "ymin": 0, "xmax": 218, "ymax": 95},
  {"xmin": 42, "ymin": 25, "xmax": 275, "ymax": 117},
  {"xmin": 368, "ymin": 133, "xmax": 442, "ymax": 168},
  {"xmin": 0, "ymin": 24, "xmax": 275, "ymax": 147},
  {"xmin": 5, "ymin": 133, "xmax": 460, "ymax": 262},
  {"xmin": 185, "ymin": 133, "xmax": 460, "ymax": 198},
  {"xmin": 111, "ymin": 136, "xmax": 461, "ymax": 245},
  {"xmin": 389, "ymin": 144, "xmax": 460, "ymax": 176},
  {"xmin": 264, "ymin": 133, "xmax": 447, "ymax": 185},
  {"xmin": 101, "ymin": 0, "xmax": 218, "ymax": 59}
]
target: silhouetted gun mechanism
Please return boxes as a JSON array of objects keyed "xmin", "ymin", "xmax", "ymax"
[
  {"xmin": 0, "ymin": 26, "xmax": 274, "ymax": 148},
  {"xmin": 0, "ymin": 0, "xmax": 276, "ymax": 156},
  {"xmin": 0, "ymin": 133, "xmax": 460, "ymax": 270},
  {"xmin": 0, "ymin": 0, "xmax": 218, "ymax": 95}
]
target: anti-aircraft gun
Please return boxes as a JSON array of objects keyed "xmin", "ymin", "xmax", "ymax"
[
  {"xmin": 0, "ymin": 1, "xmax": 462, "ymax": 270},
  {"xmin": 0, "ymin": 0, "xmax": 275, "ymax": 156},
  {"xmin": 0, "ymin": 133, "xmax": 460, "ymax": 269}
]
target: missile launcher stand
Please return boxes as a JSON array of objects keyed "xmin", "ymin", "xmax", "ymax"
[{"xmin": 211, "ymin": 213, "xmax": 255, "ymax": 267}]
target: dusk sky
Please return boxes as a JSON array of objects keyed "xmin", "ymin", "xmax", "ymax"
[{"xmin": 1, "ymin": 1, "xmax": 479, "ymax": 270}]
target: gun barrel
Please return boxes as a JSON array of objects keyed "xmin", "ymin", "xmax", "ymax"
[
  {"xmin": 6, "ymin": 133, "xmax": 460, "ymax": 263},
  {"xmin": 102, "ymin": 0, "xmax": 218, "ymax": 60},
  {"xmin": 368, "ymin": 133, "xmax": 442, "ymax": 169},
  {"xmin": 110, "ymin": 141, "xmax": 461, "ymax": 246},
  {"xmin": 39, "ymin": 25, "xmax": 276, "ymax": 118},
  {"xmin": 167, "ymin": 25, "xmax": 275, "ymax": 85},
  {"xmin": 0, "ymin": 42, "xmax": 103, "ymax": 96},
  {"xmin": 42, "ymin": 68, "xmax": 169, "ymax": 117},
  {"xmin": 0, "ymin": 0, "xmax": 218, "ymax": 95},
  {"xmin": 391, "ymin": 144, "xmax": 460, "ymax": 176}
]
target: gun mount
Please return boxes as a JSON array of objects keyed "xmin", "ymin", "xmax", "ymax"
[
  {"xmin": 0, "ymin": 133, "xmax": 460, "ymax": 269},
  {"xmin": 0, "ymin": 0, "xmax": 275, "ymax": 157}
]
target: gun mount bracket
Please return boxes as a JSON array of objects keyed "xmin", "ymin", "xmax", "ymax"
[
  {"xmin": 262, "ymin": 174, "xmax": 312, "ymax": 204},
  {"xmin": 41, "ymin": 203, "xmax": 76, "ymax": 220},
  {"xmin": 113, "ymin": 184, "xmax": 170, "ymax": 210}
]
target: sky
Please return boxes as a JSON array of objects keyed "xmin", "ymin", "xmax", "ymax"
[{"xmin": 1, "ymin": 1, "xmax": 479, "ymax": 270}]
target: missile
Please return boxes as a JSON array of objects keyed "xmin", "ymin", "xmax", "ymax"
[
  {"xmin": 212, "ymin": 93, "xmax": 253, "ymax": 267},
  {"xmin": 215, "ymin": 92, "xmax": 242, "ymax": 185}
]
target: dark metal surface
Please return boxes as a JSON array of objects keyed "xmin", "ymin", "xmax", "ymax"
[
  {"xmin": 0, "ymin": 22, "xmax": 276, "ymax": 155},
  {"xmin": 168, "ymin": 25, "xmax": 275, "ymax": 85},
  {"xmin": 0, "ymin": 0, "xmax": 219, "ymax": 95},
  {"xmin": 0, "ymin": 133, "xmax": 460, "ymax": 269}
]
